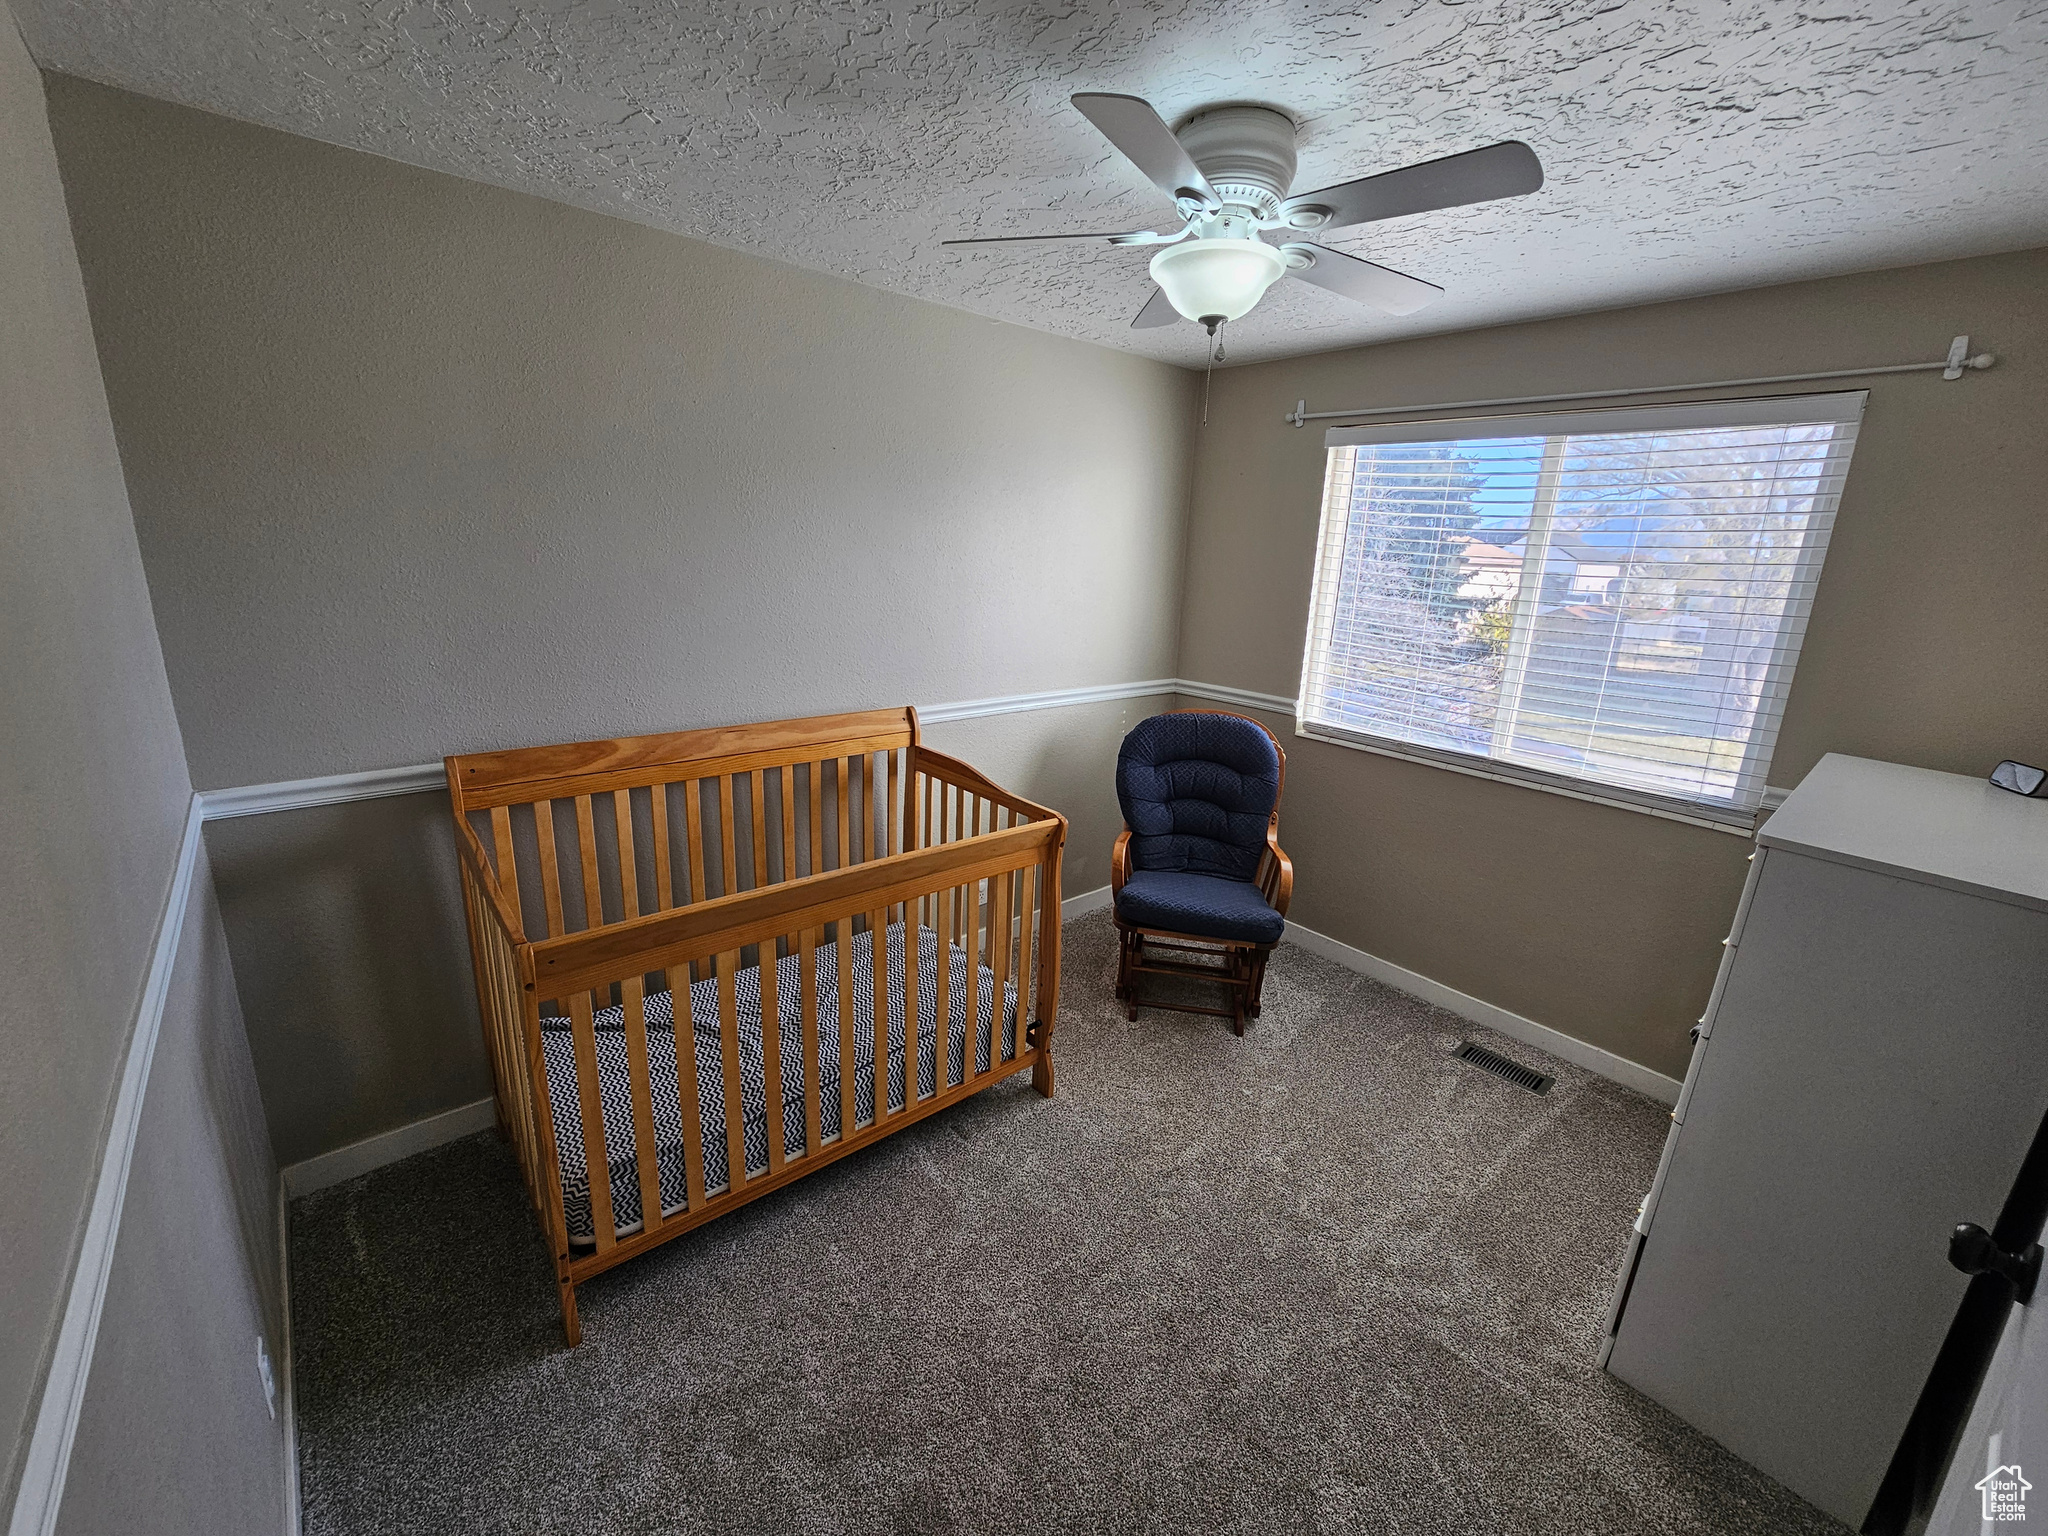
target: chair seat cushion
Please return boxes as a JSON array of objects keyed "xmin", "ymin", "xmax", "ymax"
[{"xmin": 1115, "ymin": 869, "xmax": 1284, "ymax": 945}]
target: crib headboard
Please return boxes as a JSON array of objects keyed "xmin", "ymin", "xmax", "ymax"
[{"xmin": 445, "ymin": 707, "xmax": 932, "ymax": 944}]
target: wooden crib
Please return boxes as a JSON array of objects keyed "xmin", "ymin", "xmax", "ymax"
[{"xmin": 446, "ymin": 707, "xmax": 1065, "ymax": 1344}]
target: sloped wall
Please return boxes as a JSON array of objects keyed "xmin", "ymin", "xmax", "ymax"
[{"xmin": 1, "ymin": 12, "xmax": 283, "ymax": 1530}]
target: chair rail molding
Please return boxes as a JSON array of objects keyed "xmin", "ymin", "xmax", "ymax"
[
  {"xmin": 190, "ymin": 679, "xmax": 1255, "ymax": 821},
  {"xmin": 8, "ymin": 796, "xmax": 205, "ymax": 1536}
]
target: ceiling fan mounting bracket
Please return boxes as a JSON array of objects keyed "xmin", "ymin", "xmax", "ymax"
[{"xmin": 1175, "ymin": 105, "xmax": 1299, "ymax": 208}]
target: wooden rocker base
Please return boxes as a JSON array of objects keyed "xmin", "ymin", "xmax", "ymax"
[{"xmin": 1113, "ymin": 922, "xmax": 1272, "ymax": 1036}]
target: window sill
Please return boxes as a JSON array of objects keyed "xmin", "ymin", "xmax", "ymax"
[{"xmin": 1294, "ymin": 718, "xmax": 1787, "ymax": 836}]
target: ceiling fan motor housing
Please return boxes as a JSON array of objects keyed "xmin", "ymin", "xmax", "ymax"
[{"xmin": 1175, "ymin": 105, "xmax": 1298, "ymax": 218}]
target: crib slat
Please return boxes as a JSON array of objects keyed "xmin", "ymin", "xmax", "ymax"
[
  {"xmin": 799, "ymin": 927, "xmax": 822, "ymax": 1158},
  {"xmin": 650, "ymin": 782, "xmax": 675, "ymax": 910},
  {"xmin": 499, "ymin": 942, "xmax": 539, "ymax": 1193},
  {"xmin": 488, "ymin": 806, "xmax": 523, "ymax": 932},
  {"xmin": 836, "ymin": 757, "xmax": 852, "ymax": 870},
  {"xmin": 749, "ymin": 772, "xmax": 768, "ymax": 891},
  {"xmin": 665, "ymin": 964, "xmax": 708, "ymax": 1213},
  {"xmin": 685, "ymin": 780, "xmax": 707, "ymax": 904},
  {"xmin": 573, "ymin": 796, "xmax": 603, "ymax": 932},
  {"xmin": 903, "ymin": 891, "xmax": 920, "ymax": 1105},
  {"xmin": 536, "ymin": 800, "xmax": 567, "ymax": 938},
  {"xmin": 835, "ymin": 919, "xmax": 856, "ymax": 1134},
  {"xmin": 870, "ymin": 905, "xmax": 892, "ymax": 1120},
  {"xmin": 808, "ymin": 761, "xmax": 824, "ymax": 878},
  {"xmin": 779, "ymin": 767, "xmax": 797, "ymax": 888},
  {"xmin": 613, "ymin": 788, "xmax": 641, "ymax": 919},
  {"xmin": 887, "ymin": 751, "xmax": 900, "ymax": 859},
  {"xmin": 619, "ymin": 978, "xmax": 663, "ymax": 1235},
  {"xmin": 459, "ymin": 871, "xmax": 505, "ymax": 1130},
  {"xmin": 487, "ymin": 928, "xmax": 535, "ymax": 1191},
  {"xmin": 1016, "ymin": 861, "xmax": 1037, "ymax": 1039},
  {"xmin": 962, "ymin": 879, "xmax": 982, "ymax": 1077},
  {"xmin": 479, "ymin": 915, "xmax": 511, "ymax": 1147},
  {"xmin": 935, "ymin": 869, "xmax": 953, "ymax": 1088},
  {"xmin": 854, "ymin": 756, "xmax": 868, "ymax": 864},
  {"xmin": 566, "ymin": 991, "xmax": 616, "ymax": 1252},
  {"xmin": 761, "ymin": 932, "xmax": 786, "ymax": 1174},
  {"xmin": 989, "ymin": 870, "xmax": 1013, "ymax": 1064},
  {"xmin": 718, "ymin": 776, "xmax": 739, "ymax": 899},
  {"xmin": 948, "ymin": 784, "xmax": 963, "ymax": 929},
  {"xmin": 716, "ymin": 950, "xmax": 746, "ymax": 1190},
  {"xmin": 917, "ymin": 774, "xmax": 932, "ymax": 923}
]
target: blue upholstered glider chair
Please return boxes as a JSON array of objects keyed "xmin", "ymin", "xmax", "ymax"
[{"xmin": 1112, "ymin": 711, "xmax": 1293, "ymax": 1035}]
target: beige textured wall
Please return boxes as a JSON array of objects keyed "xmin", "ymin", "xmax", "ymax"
[
  {"xmin": 1, "ymin": 14, "xmax": 281, "ymax": 1526},
  {"xmin": 44, "ymin": 77, "xmax": 1196, "ymax": 1165},
  {"xmin": 1, "ymin": 11, "xmax": 190, "ymax": 1501},
  {"xmin": 45, "ymin": 77, "xmax": 1196, "ymax": 790},
  {"xmin": 1179, "ymin": 249, "xmax": 2048, "ymax": 1079},
  {"xmin": 55, "ymin": 860, "xmax": 285, "ymax": 1536}
]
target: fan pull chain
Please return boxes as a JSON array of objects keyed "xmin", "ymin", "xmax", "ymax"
[{"xmin": 1201, "ymin": 316, "xmax": 1226, "ymax": 426}]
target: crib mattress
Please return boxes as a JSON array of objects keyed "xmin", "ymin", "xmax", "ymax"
[{"xmin": 540, "ymin": 923, "xmax": 1018, "ymax": 1246}]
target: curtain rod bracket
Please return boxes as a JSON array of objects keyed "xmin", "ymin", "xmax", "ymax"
[
  {"xmin": 1944, "ymin": 333, "xmax": 1996, "ymax": 380},
  {"xmin": 1284, "ymin": 335, "xmax": 1997, "ymax": 427}
]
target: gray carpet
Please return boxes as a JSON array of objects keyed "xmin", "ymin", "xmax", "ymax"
[{"xmin": 291, "ymin": 912, "xmax": 1847, "ymax": 1535}]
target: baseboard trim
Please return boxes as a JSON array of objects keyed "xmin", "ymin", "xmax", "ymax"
[
  {"xmin": 280, "ymin": 1098, "xmax": 499, "ymax": 1199},
  {"xmin": 8, "ymin": 796, "xmax": 205, "ymax": 1536},
  {"xmin": 1282, "ymin": 921, "xmax": 1683, "ymax": 1105},
  {"xmin": 1060, "ymin": 884, "xmax": 1113, "ymax": 923}
]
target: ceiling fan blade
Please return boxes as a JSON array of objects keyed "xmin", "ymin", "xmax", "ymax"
[
  {"xmin": 1282, "ymin": 141, "xmax": 1542, "ymax": 232},
  {"xmin": 1131, "ymin": 287, "xmax": 1183, "ymax": 328},
  {"xmin": 1071, "ymin": 93, "xmax": 1220, "ymax": 211},
  {"xmin": 1283, "ymin": 244, "xmax": 1444, "ymax": 315},
  {"xmin": 943, "ymin": 229, "xmax": 1158, "ymax": 245}
]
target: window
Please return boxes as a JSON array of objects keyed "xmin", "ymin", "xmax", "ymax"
[{"xmin": 1297, "ymin": 393, "xmax": 1864, "ymax": 826}]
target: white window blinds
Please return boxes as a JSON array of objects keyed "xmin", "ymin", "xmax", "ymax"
[{"xmin": 1298, "ymin": 393, "xmax": 1865, "ymax": 822}]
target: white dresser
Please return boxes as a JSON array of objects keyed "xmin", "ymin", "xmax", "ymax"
[{"xmin": 1601, "ymin": 753, "xmax": 2048, "ymax": 1527}]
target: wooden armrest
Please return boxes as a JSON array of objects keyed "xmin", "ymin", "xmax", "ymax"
[
  {"xmin": 1112, "ymin": 829, "xmax": 1132, "ymax": 894},
  {"xmin": 1260, "ymin": 816, "xmax": 1293, "ymax": 920}
]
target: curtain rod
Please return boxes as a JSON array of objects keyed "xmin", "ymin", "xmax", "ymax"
[{"xmin": 1283, "ymin": 334, "xmax": 1996, "ymax": 427}]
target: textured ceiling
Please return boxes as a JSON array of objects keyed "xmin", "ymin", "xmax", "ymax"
[{"xmin": 17, "ymin": 0, "xmax": 2048, "ymax": 366}]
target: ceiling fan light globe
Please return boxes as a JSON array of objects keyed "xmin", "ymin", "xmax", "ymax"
[{"xmin": 1148, "ymin": 238, "xmax": 1287, "ymax": 324}]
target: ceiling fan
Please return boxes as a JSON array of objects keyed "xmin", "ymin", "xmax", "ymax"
[{"xmin": 946, "ymin": 94, "xmax": 1543, "ymax": 340}]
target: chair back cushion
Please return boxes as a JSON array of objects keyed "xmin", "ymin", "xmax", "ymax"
[{"xmin": 1116, "ymin": 713, "xmax": 1281, "ymax": 882}]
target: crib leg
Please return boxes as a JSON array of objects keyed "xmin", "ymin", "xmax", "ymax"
[
  {"xmin": 1033, "ymin": 1044, "xmax": 1055, "ymax": 1098},
  {"xmin": 557, "ymin": 1275, "xmax": 582, "ymax": 1347}
]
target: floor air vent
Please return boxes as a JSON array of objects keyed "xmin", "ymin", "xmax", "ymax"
[{"xmin": 1454, "ymin": 1042, "xmax": 1554, "ymax": 1095}]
